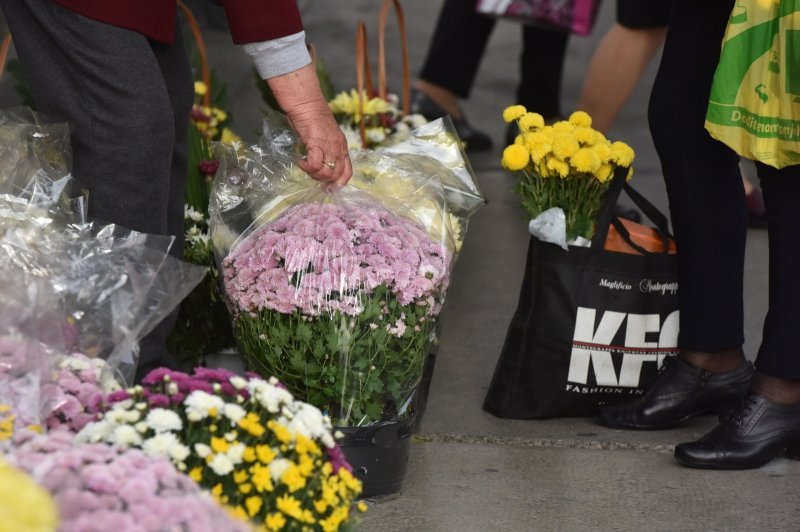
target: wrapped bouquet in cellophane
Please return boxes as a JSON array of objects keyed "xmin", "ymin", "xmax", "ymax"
[
  {"xmin": 0, "ymin": 108, "xmax": 206, "ymax": 385},
  {"xmin": 210, "ymin": 115, "xmax": 482, "ymax": 432}
]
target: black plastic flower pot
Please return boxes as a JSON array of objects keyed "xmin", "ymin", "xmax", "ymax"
[
  {"xmin": 411, "ymin": 349, "xmax": 437, "ymax": 433},
  {"xmin": 338, "ymin": 418, "xmax": 414, "ymax": 498}
]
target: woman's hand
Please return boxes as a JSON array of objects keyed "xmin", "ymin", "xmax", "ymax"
[{"xmin": 267, "ymin": 64, "xmax": 352, "ymax": 187}]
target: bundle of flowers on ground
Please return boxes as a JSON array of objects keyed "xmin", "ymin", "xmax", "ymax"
[
  {"xmin": 209, "ymin": 114, "xmax": 482, "ymax": 432},
  {"xmin": 501, "ymin": 107, "xmax": 635, "ymax": 242},
  {"xmin": 75, "ymin": 367, "xmax": 363, "ymax": 530},
  {"xmin": 222, "ymin": 201, "xmax": 450, "ymax": 426},
  {"xmin": 328, "ymin": 89, "xmax": 427, "ymax": 149},
  {"xmin": 7, "ymin": 430, "xmax": 247, "ymax": 532}
]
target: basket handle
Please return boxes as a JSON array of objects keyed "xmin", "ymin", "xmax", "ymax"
[
  {"xmin": 354, "ymin": 0, "xmax": 410, "ymax": 148},
  {"xmin": 355, "ymin": 20, "xmax": 375, "ymax": 148},
  {"xmin": 0, "ymin": 34, "xmax": 12, "ymax": 81},
  {"xmin": 377, "ymin": 0, "xmax": 410, "ymax": 115},
  {"xmin": 177, "ymin": 0, "xmax": 211, "ymax": 108}
]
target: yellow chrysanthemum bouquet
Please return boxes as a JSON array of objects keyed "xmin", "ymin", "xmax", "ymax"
[{"xmin": 501, "ymin": 106, "xmax": 635, "ymax": 241}]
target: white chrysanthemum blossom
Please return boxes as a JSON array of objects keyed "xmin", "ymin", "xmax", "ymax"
[
  {"xmin": 109, "ymin": 425, "xmax": 143, "ymax": 447},
  {"xmin": 285, "ymin": 403, "xmax": 331, "ymax": 442},
  {"xmin": 226, "ymin": 443, "xmax": 246, "ymax": 464},
  {"xmin": 268, "ymin": 458, "xmax": 292, "ymax": 482},
  {"xmin": 145, "ymin": 408, "xmax": 183, "ymax": 433},
  {"xmin": 105, "ymin": 406, "xmax": 140, "ymax": 425},
  {"xmin": 229, "ymin": 377, "xmax": 247, "ymax": 390},
  {"xmin": 247, "ymin": 380, "xmax": 293, "ymax": 414},
  {"xmin": 194, "ymin": 443, "xmax": 212, "ymax": 458},
  {"xmin": 60, "ymin": 356, "xmax": 91, "ymax": 371},
  {"xmin": 142, "ymin": 432, "xmax": 182, "ymax": 458},
  {"xmin": 168, "ymin": 443, "xmax": 191, "ymax": 463},
  {"xmin": 184, "ymin": 391, "xmax": 226, "ymax": 421},
  {"xmin": 75, "ymin": 421, "xmax": 109, "ymax": 444},
  {"xmin": 209, "ymin": 454, "xmax": 234, "ymax": 476},
  {"xmin": 185, "ymin": 205, "xmax": 205, "ymax": 223}
]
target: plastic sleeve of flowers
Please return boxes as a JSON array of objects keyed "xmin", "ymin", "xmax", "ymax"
[
  {"xmin": 0, "ymin": 218, "xmax": 206, "ymax": 387},
  {"xmin": 0, "ymin": 268, "xmax": 66, "ymax": 431},
  {"xmin": 212, "ymin": 142, "xmax": 457, "ymax": 427},
  {"xmin": 383, "ymin": 116, "xmax": 486, "ymax": 218},
  {"xmin": 0, "ymin": 107, "xmax": 77, "ymax": 217},
  {"xmin": 104, "ymin": 251, "xmax": 208, "ymax": 384}
]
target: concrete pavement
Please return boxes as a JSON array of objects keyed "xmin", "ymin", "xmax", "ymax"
[{"xmin": 0, "ymin": 1, "xmax": 795, "ymax": 530}]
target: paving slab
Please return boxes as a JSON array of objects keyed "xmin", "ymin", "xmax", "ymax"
[{"xmin": 358, "ymin": 441, "xmax": 800, "ymax": 531}]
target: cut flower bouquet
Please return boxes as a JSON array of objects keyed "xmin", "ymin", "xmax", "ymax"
[
  {"xmin": 208, "ymin": 115, "xmax": 481, "ymax": 430},
  {"xmin": 501, "ymin": 107, "xmax": 635, "ymax": 242},
  {"xmin": 76, "ymin": 367, "xmax": 363, "ymax": 530}
]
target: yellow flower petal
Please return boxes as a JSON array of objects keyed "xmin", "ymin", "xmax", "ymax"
[
  {"xmin": 501, "ymin": 144, "xmax": 530, "ymax": 171},
  {"xmin": 568, "ymin": 110, "xmax": 592, "ymax": 128},
  {"xmin": 502, "ymin": 105, "xmax": 527, "ymax": 123}
]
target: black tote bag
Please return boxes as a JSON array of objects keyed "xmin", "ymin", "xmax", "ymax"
[{"xmin": 483, "ymin": 168, "xmax": 679, "ymax": 418}]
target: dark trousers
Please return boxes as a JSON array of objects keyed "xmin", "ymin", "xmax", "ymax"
[
  {"xmin": 649, "ymin": 0, "xmax": 800, "ymax": 379},
  {"xmin": 418, "ymin": 0, "xmax": 569, "ymax": 120},
  {"xmin": 0, "ymin": 0, "xmax": 194, "ymax": 380}
]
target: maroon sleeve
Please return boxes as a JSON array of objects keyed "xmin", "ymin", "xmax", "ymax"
[{"xmin": 221, "ymin": 0, "xmax": 305, "ymax": 44}]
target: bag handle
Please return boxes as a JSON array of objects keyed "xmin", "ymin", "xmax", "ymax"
[
  {"xmin": 177, "ymin": 0, "xmax": 211, "ymax": 108},
  {"xmin": 591, "ymin": 166, "xmax": 674, "ymax": 254},
  {"xmin": 355, "ymin": 0, "xmax": 410, "ymax": 148}
]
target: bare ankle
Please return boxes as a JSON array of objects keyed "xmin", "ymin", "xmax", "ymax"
[
  {"xmin": 752, "ymin": 372, "xmax": 800, "ymax": 405},
  {"xmin": 680, "ymin": 348, "xmax": 745, "ymax": 373}
]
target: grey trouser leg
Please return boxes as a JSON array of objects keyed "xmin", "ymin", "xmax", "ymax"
[{"xmin": 0, "ymin": 0, "xmax": 194, "ymax": 378}]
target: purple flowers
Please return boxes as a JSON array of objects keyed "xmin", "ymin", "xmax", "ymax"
[
  {"xmin": 222, "ymin": 202, "xmax": 451, "ymax": 316},
  {"xmin": 7, "ymin": 431, "xmax": 248, "ymax": 532}
]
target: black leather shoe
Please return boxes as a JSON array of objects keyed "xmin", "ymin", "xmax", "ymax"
[
  {"xmin": 596, "ymin": 356, "xmax": 753, "ymax": 430},
  {"xmin": 674, "ymin": 393, "xmax": 800, "ymax": 469},
  {"xmin": 410, "ymin": 89, "xmax": 493, "ymax": 152}
]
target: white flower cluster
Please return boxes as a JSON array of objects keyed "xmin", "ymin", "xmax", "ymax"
[
  {"xmin": 76, "ymin": 399, "xmax": 191, "ymax": 469},
  {"xmin": 247, "ymin": 377, "xmax": 336, "ymax": 449},
  {"xmin": 75, "ymin": 374, "xmax": 341, "ymax": 478}
]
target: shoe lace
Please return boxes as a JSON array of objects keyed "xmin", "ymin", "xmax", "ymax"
[{"xmin": 722, "ymin": 394, "xmax": 758, "ymax": 427}]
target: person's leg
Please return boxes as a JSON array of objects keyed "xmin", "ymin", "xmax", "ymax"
[
  {"xmin": 649, "ymin": 0, "xmax": 746, "ymax": 358},
  {"xmin": 412, "ymin": 0, "xmax": 495, "ymax": 151},
  {"xmin": 577, "ymin": 0, "xmax": 672, "ymax": 133},
  {"xmin": 517, "ymin": 25, "xmax": 569, "ymax": 121},
  {"xmin": 751, "ymin": 163, "xmax": 800, "ymax": 394},
  {"xmin": 577, "ymin": 25, "xmax": 666, "ymax": 133},
  {"xmin": 416, "ymin": 0, "xmax": 496, "ymax": 117},
  {"xmin": 675, "ymin": 165, "xmax": 800, "ymax": 467},
  {"xmin": 136, "ymin": 23, "xmax": 195, "ymax": 381},
  {"xmin": 0, "ymin": 0, "xmax": 192, "ymax": 379},
  {"xmin": 596, "ymin": 0, "xmax": 754, "ymax": 431}
]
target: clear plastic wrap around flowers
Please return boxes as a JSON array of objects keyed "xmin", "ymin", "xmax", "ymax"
[
  {"xmin": 0, "ymin": 107, "xmax": 78, "ymax": 223},
  {"xmin": 210, "ymin": 116, "xmax": 483, "ymax": 427},
  {"xmin": 0, "ymin": 222, "xmax": 207, "ymax": 384},
  {"xmin": 0, "ymin": 269, "xmax": 65, "ymax": 433},
  {"xmin": 0, "ymin": 108, "xmax": 206, "ymax": 385}
]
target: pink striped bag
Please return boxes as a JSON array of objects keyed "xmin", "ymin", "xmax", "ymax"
[{"xmin": 476, "ymin": 0, "xmax": 603, "ymax": 36}]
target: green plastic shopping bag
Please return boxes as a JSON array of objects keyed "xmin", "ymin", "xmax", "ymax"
[{"xmin": 705, "ymin": 0, "xmax": 800, "ymax": 169}]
